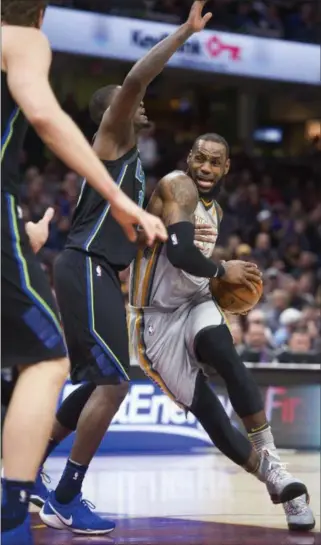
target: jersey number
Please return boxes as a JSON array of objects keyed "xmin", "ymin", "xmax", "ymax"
[{"xmin": 135, "ymin": 158, "xmax": 146, "ymax": 208}]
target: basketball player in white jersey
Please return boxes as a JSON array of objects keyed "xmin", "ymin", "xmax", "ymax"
[{"xmin": 128, "ymin": 133, "xmax": 315, "ymax": 531}]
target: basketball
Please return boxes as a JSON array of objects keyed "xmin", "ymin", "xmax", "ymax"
[{"xmin": 210, "ymin": 277, "xmax": 263, "ymax": 314}]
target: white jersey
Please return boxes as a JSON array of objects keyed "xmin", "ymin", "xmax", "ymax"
[{"xmin": 129, "ymin": 199, "xmax": 220, "ymax": 310}]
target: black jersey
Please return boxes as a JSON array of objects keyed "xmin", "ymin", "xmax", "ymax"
[
  {"xmin": 1, "ymin": 71, "xmax": 29, "ymax": 196},
  {"xmin": 66, "ymin": 146, "xmax": 146, "ymax": 270}
]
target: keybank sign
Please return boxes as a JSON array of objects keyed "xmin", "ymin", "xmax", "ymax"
[
  {"xmin": 61, "ymin": 382, "xmax": 214, "ymax": 446},
  {"xmin": 56, "ymin": 381, "xmax": 320, "ymax": 453},
  {"xmin": 43, "ymin": 7, "xmax": 320, "ymax": 85},
  {"xmin": 131, "ymin": 30, "xmax": 202, "ymax": 57}
]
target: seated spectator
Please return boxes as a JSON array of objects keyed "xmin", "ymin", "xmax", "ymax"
[
  {"xmin": 233, "ymin": 1, "xmax": 257, "ymax": 34},
  {"xmin": 288, "ymin": 328, "xmax": 312, "ymax": 352},
  {"xmin": 273, "ymin": 308, "xmax": 303, "ymax": 347},
  {"xmin": 261, "ymin": 289, "xmax": 290, "ymax": 332},
  {"xmin": 285, "ymin": 1, "xmax": 319, "ymax": 43},
  {"xmin": 226, "ymin": 233, "xmax": 242, "ymax": 259},
  {"xmin": 235, "ymin": 243, "xmax": 253, "ymax": 262},
  {"xmin": 252, "ymin": 232, "xmax": 276, "ymax": 269},
  {"xmin": 276, "ymin": 328, "xmax": 320, "ymax": 364},
  {"xmin": 247, "ymin": 309, "xmax": 266, "ymax": 325},
  {"xmin": 239, "ymin": 323, "xmax": 275, "ymax": 363},
  {"xmin": 252, "ymin": 3, "xmax": 284, "ymax": 39}
]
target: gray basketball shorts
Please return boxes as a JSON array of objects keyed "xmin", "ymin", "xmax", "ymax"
[{"xmin": 128, "ymin": 299, "xmax": 225, "ymax": 408}]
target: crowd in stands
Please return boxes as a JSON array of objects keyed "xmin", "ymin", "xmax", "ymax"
[
  {"xmin": 21, "ymin": 105, "xmax": 321, "ymax": 365},
  {"xmin": 55, "ymin": 0, "xmax": 320, "ymax": 43}
]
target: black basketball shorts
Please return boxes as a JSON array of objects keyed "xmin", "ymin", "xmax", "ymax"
[
  {"xmin": 1, "ymin": 192, "xmax": 67, "ymax": 367},
  {"xmin": 54, "ymin": 249, "xmax": 130, "ymax": 385}
]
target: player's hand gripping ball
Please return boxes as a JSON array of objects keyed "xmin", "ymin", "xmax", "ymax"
[{"xmin": 210, "ymin": 260, "xmax": 263, "ymax": 314}]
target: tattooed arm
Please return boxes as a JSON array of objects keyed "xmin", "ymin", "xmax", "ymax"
[
  {"xmin": 150, "ymin": 171, "xmax": 226, "ymax": 278},
  {"xmin": 143, "ymin": 173, "xmax": 262, "ymax": 289}
]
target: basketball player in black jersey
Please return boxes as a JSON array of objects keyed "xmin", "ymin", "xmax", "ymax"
[
  {"xmin": 37, "ymin": 1, "xmax": 213, "ymax": 534},
  {"xmin": 1, "ymin": 1, "xmax": 166, "ymax": 543}
]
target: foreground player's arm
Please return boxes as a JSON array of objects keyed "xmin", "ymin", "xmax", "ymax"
[
  {"xmin": 3, "ymin": 28, "xmax": 120, "ymax": 203},
  {"xmin": 102, "ymin": 1, "xmax": 212, "ymax": 131},
  {"xmin": 157, "ymin": 173, "xmax": 225, "ymax": 279}
]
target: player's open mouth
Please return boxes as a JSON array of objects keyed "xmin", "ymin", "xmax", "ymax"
[{"xmin": 197, "ymin": 178, "xmax": 213, "ymax": 189}]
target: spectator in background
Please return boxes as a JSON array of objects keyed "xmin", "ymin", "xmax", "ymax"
[
  {"xmin": 273, "ymin": 308, "xmax": 303, "ymax": 348},
  {"xmin": 284, "ymin": 276, "xmax": 314, "ymax": 309},
  {"xmin": 262, "ymin": 289, "xmax": 290, "ymax": 332},
  {"xmin": 234, "ymin": 1, "xmax": 256, "ymax": 34},
  {"xmin": 225, "ymin": 233, "xmax": 242, "ymax": 259},
  {"xmin": 240, "ymin": 322, "xmax": 274, "ymax": 363},
  {"xmin": 23, "ymin": 174, "xmax": 52, "ymax": 222},
  {"xmin": 253, "ymin": 3, "xmax": 284, "ymax": 38},
  {"xmin": 288, "ymin": 328, "xmax": 312, "ymax": 353},
  {"xmin": 54, "ymin": 0, "xmax": 320, "ymax": 44},
  {"xmin": 252, "ymin": 232, "xmax": 275, "ymax": 269},
  {"xmin": 235, "ymin": 243, "xmax": 253, "ymax": 262},
  {"xmin": 285, "ymin": 1, "xmax": 319, "ymax": 43},
  {"xmin": 276, "ymin": 327, "xmax": 320, "ymax": 364}
]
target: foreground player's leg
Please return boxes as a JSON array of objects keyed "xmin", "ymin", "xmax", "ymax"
[
  {"xmin": 195, "ymin": 324, "xmax": 314, "ymax": 529},
  {"xmin": 40, "ymin": 382, "xmax": 128, "ymax": 534},
  {"xmin": 2, "ymin": 358, "xmax": 69, "ymax": 543},
  {"xmin": 31, "ymin": 383, "xmax": 96, "ymax": 507}
]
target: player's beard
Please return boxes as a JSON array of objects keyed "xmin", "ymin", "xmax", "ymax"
[{"xmin": 198, "ymin": 178, "xmax": 224, "ymax": 200}]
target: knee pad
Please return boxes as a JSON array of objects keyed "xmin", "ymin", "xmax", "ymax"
[{"xmin": 195, "ymin": 325, "xmax": 263, "ymax": 417}]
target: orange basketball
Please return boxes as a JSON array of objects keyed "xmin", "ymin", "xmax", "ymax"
[{"xmin": 210, "ymin": 277, "xmax": 263, "ymax": 315}]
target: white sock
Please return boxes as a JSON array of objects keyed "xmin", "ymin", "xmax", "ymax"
[{"xmin": 249, "ymin": 426, "xmax": 279, "ymax": 457}]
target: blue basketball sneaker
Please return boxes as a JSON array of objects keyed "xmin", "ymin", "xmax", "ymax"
[
  {"xmin": 30, "ymin": 468, "xmax": 50, "ymax": 508},
  {"xmin": 40, "ymin": 491, "xmax": 115, "ymax": 534},
  {"xmin": 2, "ymin": 515, "xmax": 34, "ymax": 545}
]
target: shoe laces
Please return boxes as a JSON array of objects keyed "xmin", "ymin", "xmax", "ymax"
[
  {"xmin": 284, "ymin": 495, "xmax": 309, "ymax": 516},
  {"xmin": 81, "ymin": 498, "xmax": 96, "ymax": 512},
  {"xmin": 264, "ymin": 450, "xmax": 291, "ymax": 484}
]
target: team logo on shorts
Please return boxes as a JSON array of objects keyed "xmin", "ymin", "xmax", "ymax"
[
  {"xmin": 148, "ymin": 325, "xmax": 155, "ymax": 336},
  {"xmin": 96, "ymin": 266, "xmax": 102, "ymax": 277}
]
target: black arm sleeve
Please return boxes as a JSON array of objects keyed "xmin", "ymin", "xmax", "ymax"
[{"xmin": 166, "ymin": 222, "xmax": 225, "ymax": 278}]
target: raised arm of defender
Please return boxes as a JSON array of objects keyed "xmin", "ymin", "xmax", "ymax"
[
  {"xmin": 102, "ymin": 1, "xmax": 212, "ymax": 131},
  {"xmin": 2, "ymin": 26, "xmax": 167, "ymax": 246}
]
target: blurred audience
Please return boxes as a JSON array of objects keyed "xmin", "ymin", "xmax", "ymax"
[
  {"xmin": 239, "ymin": 322, "xmax": 275, "ymax": 363},
  {"xmin": 55, "ymin": 0, "xmax": 320, "ymax": 44}
]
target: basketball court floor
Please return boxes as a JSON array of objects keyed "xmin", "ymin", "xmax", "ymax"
[{"xmin": 31, "ymin": 451, "xmax": 320, "ymax": 544}]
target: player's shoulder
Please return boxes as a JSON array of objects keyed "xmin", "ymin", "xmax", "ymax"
[
  {"xmin": 2, "ymin": 26, "xmax": 50, "ymax": 69},
  {"xmin": 158, "ymin": 170, "xmax": 198, "ymax": 200}
]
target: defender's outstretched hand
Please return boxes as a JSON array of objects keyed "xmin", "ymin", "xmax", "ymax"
[{"xmin": 186, "ymin": 0, "xmax": 213, "ymax": 33}]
